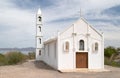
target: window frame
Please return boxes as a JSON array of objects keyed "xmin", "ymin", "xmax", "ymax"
[
  {"xmin": 38, "ymin": 16, "xmax": 42, "ymax": 21},
  {"xmin": 64, "ymin": 41, "xmax": 70, "ymax": 52},
  {"xmin": 79, "ymin": 40, "xmax": 84, "ymax": 50},
  {"xmin": 39, "ymin": 26, "xmax": 41, "ymax": 32},
  {"xmin": 39, "ymin": 50, "xmax": 41, "ymax": 55},
  {"xmin": 95, "ymin": 42, "xmax": 98, "ymax": 52},
  {"xmin": 39, "ymin": 38, "xmax": 41, "ymax": 44},
  {"xmin": 92, "ymin": 42, "xmax": 99, "ymax": 53}
]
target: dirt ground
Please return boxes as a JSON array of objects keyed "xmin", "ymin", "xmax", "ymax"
[{"xmin": 0, "ymin": 60, "xmax": 120, "ymax": 78}]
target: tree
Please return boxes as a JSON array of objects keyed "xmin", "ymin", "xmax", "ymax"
[
  {"xmin": 104, "ymin": 46, "xmax": 117, "ymax": 58},
  {"xmin": 117, "ymin": 48, "xmax": 120, "ymax": 53}
]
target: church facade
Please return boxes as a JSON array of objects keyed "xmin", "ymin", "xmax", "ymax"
[{"xmin": 36, "ymin": 8, "xmax": 104, "ymax": 71}]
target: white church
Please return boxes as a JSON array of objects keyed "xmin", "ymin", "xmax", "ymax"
[{"xmin": 36, "ymin": 8, "xmax": 104, "ymax": 71}]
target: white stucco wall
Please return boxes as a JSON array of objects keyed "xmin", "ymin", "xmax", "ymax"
[
  {"xmin": 58, "ymin": 26, "xmax": 74, "ymax": 70},
  {"xmin": 36, "ymin": 18, "xmax": 104, "ymax": 70},
  {"xmin": 57, "ymin": 18, "xmax": 104, "ymax": 70},
  {"xmin": 36, "ymin": 12, "xmax": 43, "ymax": 61},
  {"xmin": 42, "ymin": 40, "xmax": 58, "ymax": 69},
  {"xmin": 88, "ymin": 25, "xmax": 104, "ymax": 69},
  {"xmin": 36, "ymin": 48, "xmax": 44, "ymax": 61},
  {"xmin": 36, "ymin": 36, "xmax": 44, "ymax": 61},
  {"xmin": 88, "ymin": 38, "xmax": 103, "ymax": 69},
  {"xmin": 36, "ymin": 25, "xmax": 42, "ymax": 36}
]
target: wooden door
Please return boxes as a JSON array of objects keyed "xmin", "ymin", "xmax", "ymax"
[{"xmin": 76, "ymin": 52, "xmax": 88, "ymax": 68}]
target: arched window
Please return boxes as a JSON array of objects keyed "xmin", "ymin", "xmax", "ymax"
[
  {"xmin": 92, "ymin": 42, "xmax": 98, "ymax": 52},
  {"xmin": 64, "ymin": 41, "xmax": 69, "ymax": 52},
  {"xmin": 39, "ymin": 38, "xmax": 41, "ymax": 44},
  {"xmin": 79, "ymin": 40, "xmax": 84, "ymax": 50},
  {"xmin": 95, "ymin": 42, "xmax": 98, "ymax": 51},
  {"xmin": 39, "ymin": 26, "xmax": 41, "ymax": 32},
  {"xmin": 38, "ymin": 16, "xmax": 42, "ymax": 21},
  {"xmin": 39, "ymin": 50, "xmax": 41, "ymax": 55}
]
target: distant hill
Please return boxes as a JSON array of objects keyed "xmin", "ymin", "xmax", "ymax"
[{"xmin": 0, "ymin": 47, "xmax": 35, "ymax": 52}]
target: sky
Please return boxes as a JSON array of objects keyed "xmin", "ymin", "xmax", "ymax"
[{"xmin": 0, "ymin": 0, "xmax": 120, "ymax": 48}]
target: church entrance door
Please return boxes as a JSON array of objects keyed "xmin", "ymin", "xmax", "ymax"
[{"xmin": 76, "ymin": 52, "xmax": 88, "ymax": 68}]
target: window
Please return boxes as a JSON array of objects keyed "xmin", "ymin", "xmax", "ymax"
[
  {"xmin": 79, "ymin": 40, "xmax": 84, "ymax": 50},
  {"xmin": 39, "ymin": 50, "xmax": 41, "ymax": 55},
  {"xmin": 38, "ymin": 16, "xmax": 42, "ymax": 21},
  {"xmin": 39, "ymin": 38, "xmax": 41, "ymax": 44},
  {"xmin": 64, "ymin": 41, "xmax": 69, "ymax": 52},
  {"xmin": 39, "ymin": 26, "xmax": 41, "ymax": 32},
  {"xmin": 95, "ymin": 42, "xmax": 98, "ymax": 51},
  {"xmin": 92, "ymin": 42, "xmax": 98, "ymax": 52}
]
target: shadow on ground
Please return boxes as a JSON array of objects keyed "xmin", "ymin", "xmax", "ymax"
[{"xmin": 33, "ymin": 61, "xmax": 56, "ymax": 71}]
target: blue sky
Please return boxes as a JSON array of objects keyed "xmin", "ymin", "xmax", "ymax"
[{"xmin": 0, "ymin": 0, "xmax": 120, "ymax": 48}]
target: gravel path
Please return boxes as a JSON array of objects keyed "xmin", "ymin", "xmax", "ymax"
[{"xmin": 0, "ymin": 60, "xmax": 120, "ymax": 78}]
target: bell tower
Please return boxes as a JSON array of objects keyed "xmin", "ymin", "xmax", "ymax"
[{"xmin": 36, "ymin": 8, "xmax": 43, "ymax": 60}]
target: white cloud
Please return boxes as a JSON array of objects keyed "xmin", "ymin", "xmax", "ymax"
[
  {"xmin": 0, "ymin": 0, "xmax": 120, "ymax": 47},
  {"xmin": 42, "ymin": 0, "xmax": 120, "ymax": 47},
  {"xmin": 0, "ymin": 0, "xmax": 36, "ymax": 48}
]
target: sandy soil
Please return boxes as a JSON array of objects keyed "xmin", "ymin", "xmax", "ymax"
[{"xmin": 0, "ymin": 60, "xmax": 120, "ymax": 78}]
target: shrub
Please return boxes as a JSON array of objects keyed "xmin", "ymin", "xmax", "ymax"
[
  {"xmin": 104, "ymin": 46, "xmax": 117, "ymax": 58},
  {"xmin": 104, "ymin": 57, "xmax": 110, "ymax": 65},
  {"xmin": 5, "ymin": 52, "xmax": 27, "ymax": 65},
  {"xmin": 28, "ymin": 52, "xmax": 35, "ymax": 59},
  {"xmin": 0, "ymin": 54, "xmax": 8, "ymax": 66},
  {"xmin": 104, "ymin": 57, "xmax": 120, "ymax": 67}
]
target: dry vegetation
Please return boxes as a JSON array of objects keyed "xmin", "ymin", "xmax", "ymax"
[{"xmin": 0, "ymin": 51, "xmax": 35, "ymax": 66}]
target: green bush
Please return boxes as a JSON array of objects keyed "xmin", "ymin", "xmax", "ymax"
[
  {"xmin": 111, "ymin": 61, "xmax": 120, "ymax": 67},
  {"xmin": 104, "ymin": 46, "xmax": 117, "ymax": 58},
  {"xmin": 28, "ymin": 52, "xmax": 35, "ymax": 59},
  {"xmin": 0, "ymin": 54, "xmax": 8, "ymax": 66},
  {"xmin": 104, "ymin": 57, "xmax": 110, "ymax": 65},
  {"xmin": 105, "ymin": 56, "xmax": 120, "ymax": 67},
  {"xmin": 5, "ymin": 52, "xmax": 27, "ymax": 65}
]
